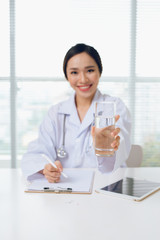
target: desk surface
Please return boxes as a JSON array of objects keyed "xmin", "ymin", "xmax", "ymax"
[{"xmin": 0, "ymin": 167, "xmax": 160, "ymax": 240}]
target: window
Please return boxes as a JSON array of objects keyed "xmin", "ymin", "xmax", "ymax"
[
  {"xmin": 0, "ymin": 0, "xmax": 160, "ymax": 167},
  {"xmin": 0, "ymin": 0, "xmax": 10, "ymax": 166}
]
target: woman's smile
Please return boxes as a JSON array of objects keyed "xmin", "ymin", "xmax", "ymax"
[
  {"xmin": 77, "ymin": 84, "xmax": 93, "ymax": 92},
  {"xmin": 66, "ymin": 52, "xmax": 100, "ymax": 103}
]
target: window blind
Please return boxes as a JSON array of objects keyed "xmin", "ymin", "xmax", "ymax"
[
  {"xmin": 0, "ymin": 0, "xmax": 160, "ymax": 167},
  {"xmin": 135, "ymin": 0, "xmax": 160, "ymax": 166}
]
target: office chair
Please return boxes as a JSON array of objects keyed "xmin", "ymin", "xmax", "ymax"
[{"xmin": 126, "ymin": 144, "xmax": 143, "ymax": 167}]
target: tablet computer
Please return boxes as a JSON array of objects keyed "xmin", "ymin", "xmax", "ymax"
[{"xmin": 95, "ymin": 177, "xmax": 160, "ymax": 201}]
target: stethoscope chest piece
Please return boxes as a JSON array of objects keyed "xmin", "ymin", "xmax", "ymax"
[{"xmin": 57, "ymin": 146, "xmax": 67, "ymax": 158}]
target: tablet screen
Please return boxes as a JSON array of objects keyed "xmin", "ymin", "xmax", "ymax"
[{"xmin": 101, "ymin": 177, "xmax": 160, "ymax": 198}]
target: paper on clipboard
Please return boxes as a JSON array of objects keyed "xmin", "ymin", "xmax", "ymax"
[{"xmin": 25, "ymin": 169, "xmax": 95, "ymax": 194}]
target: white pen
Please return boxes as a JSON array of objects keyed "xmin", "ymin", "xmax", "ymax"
[{"xmin": 41, "ymin": 154, "xmax": 68, "ymax": 178}]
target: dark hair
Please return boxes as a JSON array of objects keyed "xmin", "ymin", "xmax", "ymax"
[{"xmin": 63, "ymin": 43, "xmax": 103, "ymax": 79}]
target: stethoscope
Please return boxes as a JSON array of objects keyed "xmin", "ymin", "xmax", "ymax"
[
  {"xmin": 57, "ymin": 114, "xmax": 94, "ymax": 158},
  {"xmin": 57, "ymin": 115, "xmax": 68, "ymax": 158}
]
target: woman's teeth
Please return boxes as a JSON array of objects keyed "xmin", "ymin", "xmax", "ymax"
[{"xmin": 79, "ymin": 86, "xmax": 90, "ymax": 89}]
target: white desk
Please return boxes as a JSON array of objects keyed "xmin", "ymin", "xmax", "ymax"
[{"xmin": 0, "ymin": 168, "xmax": 160, "ymax": 240}]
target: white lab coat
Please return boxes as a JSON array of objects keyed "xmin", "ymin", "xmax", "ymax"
[{"xmin": 22, "ymin": 89, "xmax": 131, "ymax": 180}]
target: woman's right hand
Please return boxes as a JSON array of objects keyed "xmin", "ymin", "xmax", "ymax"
[{"xmin": 41, "ymin": 160, "xmax": 63, "ymax": 183}]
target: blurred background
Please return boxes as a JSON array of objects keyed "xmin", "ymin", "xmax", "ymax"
[{"xmin": 0, "ymin": 0, "xmax": 160, "ymax": 168}]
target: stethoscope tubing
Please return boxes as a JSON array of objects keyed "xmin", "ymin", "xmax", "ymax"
[{"xmin": 57, "ymin": 114, "xmax": 67, "ymax": 158}]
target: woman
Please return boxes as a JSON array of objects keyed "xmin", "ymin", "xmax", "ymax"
[{"xmin": 22, "ymin": 43, "xmax": 131, "ymax": 182}]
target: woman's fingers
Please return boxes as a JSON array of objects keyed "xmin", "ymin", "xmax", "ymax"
[
  {"xmin": 44, "ymin": 170, "xmax": 61, "ymax": 183},
  {"xmin": 44, "ymin": 163, "xmax": 56, "ymax": 171},
  {"xmin": 111, "ymin": 116, "xmax": 120, "ymax": 151},
  {"xmin": 54, "ymin": 160, "xmax": 63, "ymax": 172},
  {"xmin": 45, "ymin": 174, "xmax": 60, "ymax": 183},
  {"xmin": 111, "ymin": 127, "xmax": 120, "ymax": 138},
  {"xmin": 91, "ymin": 126, "xmax": 95, "ymax": 137},
  {"xmin": 91, "ymin": 126, "xmax": 95, "ymax": 147},
  {"xmin": 115, "ymin": 115, "xmax": 120, "ymax": 123},
  {"xmin": 43, "ymin": 162, "xmax": 62, "ymax": 183},
  {"xmin": 44, "ymin": 171, "xmax": 61, "ymax": 183},
  {"xmin": 111, "ymin": 135, "xmax": 120, "ymax": 150},
  {"xmin": 91, "ymin": 116, "xmax": 121, "ymax": 152}
]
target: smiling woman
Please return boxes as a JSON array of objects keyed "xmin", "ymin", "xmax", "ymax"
[
  {"xmin": 66, "ymin": 52, "xmax": 100, "ymax": 108},
  {"xmin": 21, "ymin": 43, "xmax": 131, "ymax": 183}
]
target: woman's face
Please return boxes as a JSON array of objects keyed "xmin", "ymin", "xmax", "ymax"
[{"xmin": 66, "ymin": 52, "xmax": 100, "ymax": 103}]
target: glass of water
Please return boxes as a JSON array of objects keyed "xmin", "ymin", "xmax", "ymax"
[{"xmin": 94, "ymin": 101, "xmax": 116, "ymax": 157}]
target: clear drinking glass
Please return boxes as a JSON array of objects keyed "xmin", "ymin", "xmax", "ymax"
[{"xmin": 94, "ymin": 101, "xmax": 116, "ymax": 156}]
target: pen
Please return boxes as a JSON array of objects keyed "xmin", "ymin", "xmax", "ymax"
[{"xmin": 41, "ymin": 154, "xmax": 68, "ymax": 178}]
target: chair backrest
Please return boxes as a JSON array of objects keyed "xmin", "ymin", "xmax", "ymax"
[{"xmin": 126, "ymin": 144, "xmax": 143, "ymax": 167}]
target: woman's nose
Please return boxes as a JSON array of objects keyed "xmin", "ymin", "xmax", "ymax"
[{"xmin": 80, "ymin": 72, "xmax": 87, "ymax": 83}]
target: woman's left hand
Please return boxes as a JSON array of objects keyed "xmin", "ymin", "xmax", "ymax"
[
  {"xmin": 91, "ymin": 115, "xmax": 121, "ymax": 152},
  {"xmin": 110, "ymin": 115, "xmax": 120, "ymax": 151}
]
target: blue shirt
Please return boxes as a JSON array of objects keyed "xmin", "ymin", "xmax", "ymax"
[{"xmin": 22, "ymin": 89, "xmax": 131, "ymax": 179}]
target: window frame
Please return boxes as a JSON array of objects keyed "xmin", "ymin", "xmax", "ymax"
[{"xmin": 0, "ymin": 0, "xmax": 160, "ymax": 167}]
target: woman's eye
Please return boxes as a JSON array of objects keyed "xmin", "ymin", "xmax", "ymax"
[
  {"xmin": 88, "ymin": 69, "xmax": 94, "ymax": 73},
  {"xmin": 71, "ymin": 71, "xmax": 77, "ymax": 75}
]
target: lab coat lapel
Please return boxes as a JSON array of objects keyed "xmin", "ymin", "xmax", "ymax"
[
  {"xmin": 58, "ymin": 93, "xmax": 81, "ymax": 127},
  {"xmin": 69, "ymin": 104, "xmax": 81, "ymax": 127},
  {"xmin": 76, "ymin": 104, "xmax": 94, "ymax": 135}
]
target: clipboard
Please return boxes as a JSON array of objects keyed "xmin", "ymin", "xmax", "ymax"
[{"xmin": 25, "ymin": 169, "xmax": 95, "ymax": 194}]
